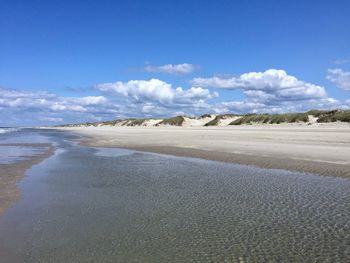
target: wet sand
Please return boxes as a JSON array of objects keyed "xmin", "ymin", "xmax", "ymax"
[
  {"xmin": 0, "ymin": 143, "xmax": 54, "ymax": 215},
  {"xmin": 0, "ymin": 129, "xmax": 349, "ymax": 262},
  {"xmin": 59, "ymin": 125, "xmax": 350, "ymax": 178}
]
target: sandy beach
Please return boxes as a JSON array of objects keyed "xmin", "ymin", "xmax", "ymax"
[
  {"xmin": 1, "ymin": 129, "xmax": 349, "ymax": 262},
  {"xmin": 0, "ymin": 143, "xmax": 53, "ymax": 215},
  {"xmin": 59, "ymin": 124, "xmax": 350, "ymax": 178}
]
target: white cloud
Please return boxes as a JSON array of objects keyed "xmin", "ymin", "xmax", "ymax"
[
  {"xmin": 213, "ymin": 97, "xmax": 345, "ymax": 115},
  {"xmin": 142, "ymin": 103, "xmax": 157, "ymax": 113},
  {"xmin": 141, "ymin": 103, "xmax": 169, "ymax": 116},
  {"xmin": 213, "ymin": 101, "xmax": 267, "ymax": 114},
  {"xmin": 0, "ymin": 88, "xmax": 55, "ymax": 99},
  {"xmin": 1, "ymin": 68, "xmax": 349, "ymax": 126},
  {"xmin": 97, "ymin": 79, "xmax": 174, "ymax": 104},
  {"xmin": 0, "ymin": 90, "xmax": 108, "ymax": 113},
  {"xmin": 50, "ymin": 103, "xmax": 87, "ymax": 112},
  {"xmin": 96, "ymin": 79, "xmax": 217, "ymax": 107},
  {"xmin": 192, "ymin": 69, "xmax": 326, "ymax": 102},
  {"xmin": 0, "ymin": 79, "xmax": 219, "ymax": 125},
  {"xmin": 191, "ymin": 69, "xmax": 348, "ymax": 114},
  {"xmin": 326, "ymin": 68, "xmax": 350, "ymax": 90},
  {"xmin": 144, "ymin": 63, "xmax": 197, "ymax": 74},
  {"xmin": 38, "ymin": 116, "xmax": 63, "ymax": 122},
  {"xmin": 77, "ymin": 96, "xmax": 108, "ymax": 105},
  {"xmin": 0, "ymin": 87, "xmax": 119, "ymax": 125}
]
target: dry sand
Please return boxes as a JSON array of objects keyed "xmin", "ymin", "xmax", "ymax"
[
  {"xmin": 59, "ymin": 124, "xmax": 350, "ymax": 178},
  {"xmin": 0, "ymin": 144, "xmax": 54, "ymax": 215}
]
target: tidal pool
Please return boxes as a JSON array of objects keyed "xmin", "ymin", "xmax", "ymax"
[{"xmin": 0, "ymin": 129, "xmax": 349, "ymax": 262}]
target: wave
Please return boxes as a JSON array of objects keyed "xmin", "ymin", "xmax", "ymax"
[{"xmin": 0, "ymin": 127, "xmax": 21, "ymax": 134}]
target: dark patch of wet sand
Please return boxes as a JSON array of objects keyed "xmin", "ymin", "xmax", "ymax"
[{"xmin": 0, "ymin": 144, "xmax": 54, "ymax": 215}]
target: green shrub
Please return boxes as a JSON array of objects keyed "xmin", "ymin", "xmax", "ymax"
[
  {"xmin": 229, "ymin": 113, "xmax": 309, "ymax": 125},
  {"xmin": 286, "ymin": 113, "xmax": 309, "ymax": 123},
  {"xmin": 307, "ymin": 109, "xmax": 339, "ymax": 117},
  {"xmin": 205, "ymin": 114, "xmax": 239, "ymax": 126},
  {"xmin": 230, "ymin": 117, "xmax": 244, "ymax": 125},
  {"xmin": 204, "ymin": 116, "xmax": 221, "ymax": 126},
  {"xmin": 102, "ymin": 119, "xmax": 124, "ymax": 126},
  {"xmin": 156, "ymin": 116, "xmax": 185, "ymax": 126},
  {"xmin": 317, "ymin": 110, "xmax": 350, "ymax": 123},
  {"xmin": 126, "ymin": 119, "xmax": 146, "ymax": 126},
  {"xmin": 200, "ymin": 114, "xmax": 212, "ymax": 119}
]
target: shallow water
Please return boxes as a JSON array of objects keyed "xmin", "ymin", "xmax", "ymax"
[
  {"xmin": 0, "ymin": 129, "xmax": 349, "ymax": 262},
  {"xmin": 0, "ymin": 127, "xmax": 21, "ymax": 134},
  {"xmin": 0, "ymin": 145, "xmax": 45, "ymax": 164},
  {"xmin": 0, "ymin": 129, "xmax": 51, "ymax": 164}
]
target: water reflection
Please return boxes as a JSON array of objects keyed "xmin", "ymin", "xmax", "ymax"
[{"xmin": 0, "ymin": 130, "xmax": 349, "ymax": 262}]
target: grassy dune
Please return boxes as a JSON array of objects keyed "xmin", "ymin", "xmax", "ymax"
[
  {"xmin": 125, "ymin": 119, "xmax": 146, "ymax": 126},
  {"xmin": 309, "ymin": 110, "xmax": 350, "ymax": 123},
  {"xmin": 156, "ymin": 116, "xmax": 185, "ymax": 126},
  {"xmin": 57, "ymin": 109, "xmax": 350, "ymax": 127},
  {"xmin": 230, "ymin": 113, "xmax": 309, "ymax": 125},
  {"xmin": 204, "ymin": 114, "xmax": 238, "ymax": 126}
]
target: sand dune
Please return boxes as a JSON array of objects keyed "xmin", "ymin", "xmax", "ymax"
[{"xmin": 61, "ymin": 110, "xmax": 350, "ymax": 128}]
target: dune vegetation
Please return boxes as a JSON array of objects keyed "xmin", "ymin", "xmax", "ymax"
[
  {"xmin": 156, "ymin": 116, "xmax": 185, "ymax": 126},
  {"xmin": 309, "ymin": 110, "xmax": 350, "ymax": 123},
  {"xmin": 230, "ymin": 113, "xmax": 309, "ymax": 125},
  {"xmin": 204, "ymin": 114, "xmax": 238, "ymax": 126},
  {"xmin": 125, "ymin": 119, "xmax": 147, "ymax": 126},
  {"xmin": 57, "ymin": 109, "xmax": 350, "ymax": 128}
]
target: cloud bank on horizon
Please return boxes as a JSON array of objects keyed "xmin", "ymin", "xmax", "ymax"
[{"xmin": 1, "ymin": 68, "xmax": 350, "ymax": 126}]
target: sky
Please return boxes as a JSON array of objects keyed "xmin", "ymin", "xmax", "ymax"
[{"xmin": 1, "ymin": 0, "xmax": 350, "ymax": 126}]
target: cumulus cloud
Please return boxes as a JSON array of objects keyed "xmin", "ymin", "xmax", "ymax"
[
  {"xmin": 96, "ymin": 79, "xmax": 217, "ymax": 107},
  {"xmin": 192, "ymin": 69, "xmax": 326, "ymax": 102},
  {"xmin": 0, "ymin": 88, "xmax": 109, "ymax": 113},
  {"xmin": 76, "ymin": 96, "xmax": 107, "ymax": 105},
  {"xmin": 140, "ymin": 103, "xmax": 170, "ymax": 116},
  {"xmin": 0, "ymin": 79, "xmax": 219, "ymax": 125},
  {"xmin": 97, "ymin": 79, "xmax": 174, "ymax": 104},
  {"xmin": 191, "ymin": 69, "xmax": 350, "ymax": 114},
  {"xmin": 2, "ymin": 68, "xmax": 349, "ymax": 126},
  {"xmin": 142, "ymin": 103, "xmax": 157, "ymax": 114},
  {"xmin": 0, "ymin": 87, "xmax": 119, "ymax": 126},
  {"xmin": 213, "ymin": 101, "xmax": 267, "ymax": 114},
  {"xmin": 144, "ymin": 63, "xmax": 197, "ymax": 74},
  {"xmin": 213, "ymin": 97, "xmax": 345, "ymax": 115},
  {"xmin": 326, "ymin": 68, "xmax": 350, "ymax": 90}
]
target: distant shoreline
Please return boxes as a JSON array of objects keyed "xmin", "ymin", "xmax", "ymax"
[{"xmin": 58, "ymin": 125, "xmax": 350, "ymax": 179}]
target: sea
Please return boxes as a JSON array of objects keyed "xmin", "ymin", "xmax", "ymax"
[
  {"xmin": 0, "ymin": 128, "xmax": 49, "ymax": 164},
  {"xmin": 0, "ymin": 128, "xmax": 349, "ymax": 262},
  {"xmin": 0, "ymin": 127, "xmax": 20, "ymax": 134}
]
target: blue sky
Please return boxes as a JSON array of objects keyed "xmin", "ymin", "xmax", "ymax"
[{"xmin": 1, "ymin": 0, "xmax": 350, "ymax": 126}]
